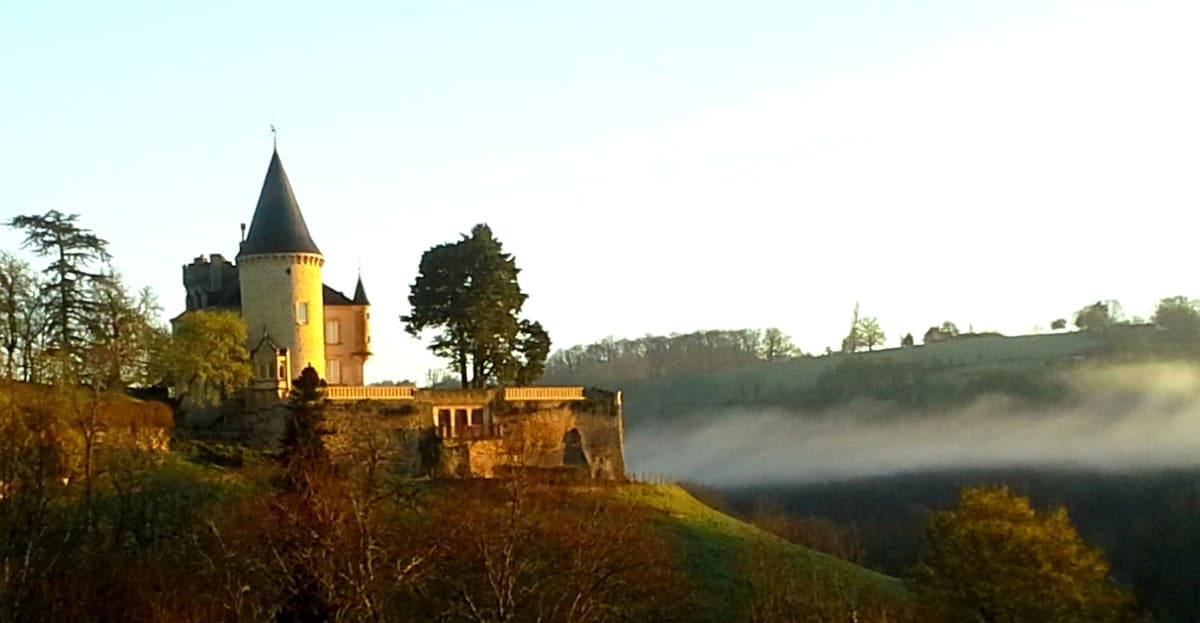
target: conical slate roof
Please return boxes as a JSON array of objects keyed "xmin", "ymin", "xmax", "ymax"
[
  {"xmin": 239, "ymin": 149, "xmax": 321, "ymax": 257},
  {"xmin": 353, "ymin": 275, "xmax": 370, "ymax": 305}
]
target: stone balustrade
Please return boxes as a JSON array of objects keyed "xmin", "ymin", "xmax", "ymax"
[
  {"xmin": 325, "ymin": 385, "xmax": 415, "ymax": 401},
  {"xmin": 503, "ymin": 386, "xmax": 586, "ymax": 401},
  {"xmin": 322, "ymin": 385, "xmax": 585, "ymax": 402}
]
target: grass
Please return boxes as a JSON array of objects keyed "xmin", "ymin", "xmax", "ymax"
[{"xmin": 608, "ymin": 483, "xmax": 906, "ymax": 623}]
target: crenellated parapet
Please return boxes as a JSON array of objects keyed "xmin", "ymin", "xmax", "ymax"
[{"xmin": 182, "ymin": 254, "xmax": 239, "ymax": 311}]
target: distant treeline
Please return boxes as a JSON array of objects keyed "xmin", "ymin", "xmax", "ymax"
[{"xmin": 543, "ymin": 328, "xmax": 798, "ymax": 385}]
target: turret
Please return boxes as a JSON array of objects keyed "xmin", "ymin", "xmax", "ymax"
[
  {"xmin": 353, "ymin": 273, "xmax": 372, "ymax": 363},
  {"xmin": 237, "ymin": 148, "xmax": 325, "ymax": 384}
]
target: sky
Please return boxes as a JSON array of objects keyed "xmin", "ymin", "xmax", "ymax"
[{"xmin": 2, "ymin": 0, "xmax": 1198, "ymax": 384}]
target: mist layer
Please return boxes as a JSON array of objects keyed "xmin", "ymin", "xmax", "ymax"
[{"xmin": 624, "ymin": 361, "xmax": 1200, "ymax": 486}]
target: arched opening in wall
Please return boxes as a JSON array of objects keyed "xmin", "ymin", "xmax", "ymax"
[{"xmin": 563, "ymin": 428, "xmax": 588, "ymax": 467}]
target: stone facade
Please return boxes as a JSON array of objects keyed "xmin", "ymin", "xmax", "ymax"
[
  {"xmin": 322, "ymin": 301, "xmax": 370, "ymax": 386},
  {"xmin": 322, "ymin": 387, "xmax": 626, "ymax": 480},
  {"xmin": 239, "ymin": 251, "xmax": 326, "ymax": 382},
  {"xmin": 182, "ymin": 254, "xmax": 239, "ymax": 311}
]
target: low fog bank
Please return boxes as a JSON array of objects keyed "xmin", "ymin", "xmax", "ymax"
[{"xmin": 624, "ymin": 361, "xmax": 1200, "ymax": 486}]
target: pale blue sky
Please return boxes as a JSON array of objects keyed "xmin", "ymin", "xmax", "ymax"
[{"xmin": 2, "ymin": 0, "xmax": 1198, "ymax": 383}]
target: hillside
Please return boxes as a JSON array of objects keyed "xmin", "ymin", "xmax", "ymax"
[
  {"xmin": 603, "ymin": 328, "xmax": 1186, "ymax": 426},
  {"xmin": 611, "ymin": 483, "xmax": 906, "ymax": 622},
  {"xmin": 0, "ymin": 427, "xmax": 909, "ymax": 623}
]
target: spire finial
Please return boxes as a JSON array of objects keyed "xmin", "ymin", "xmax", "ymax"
[{"xmin": 270, "ymin": 124, "xmax": 277, "ymax": 150}]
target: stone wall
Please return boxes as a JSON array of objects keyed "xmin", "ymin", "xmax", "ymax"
[
  {"xmin": 182, "ymin": 254, "xmax": 238, "ymax": 311},
  {"xmin": 181, "ymin": 386, "xmax": 627, "ymax": 481},
  {"xmin": 487, "ymin": 388, "xmax": 625, "ymax": 479},
  {"xmin": 322, "ymin": 388, "xmax": 626, "ymax": 480},
  {"xmin": 238, "ymin": 252, "xmax": 326, "ymax": 381}
]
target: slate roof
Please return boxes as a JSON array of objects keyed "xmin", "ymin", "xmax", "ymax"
[
  {"xmin": 353, "ymin": 275, "xmax": 370, "ymax": 305},
  {"xmin": 323, "ymin": 284, "xmax": 357, "ymax": 306},
  {"xmin": 239, "ymin": 149, "xmax": 322, "ymax": 257}
]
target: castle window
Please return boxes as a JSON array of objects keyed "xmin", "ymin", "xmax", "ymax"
[
  {"xmin": 296, "ymin": 302, "xmax": 309, "ymax": 325},
  {"xmin": 325, "ymin": 319, "xmax": 341, "ymax": 344},
  {"xmin": 326, "ymin": 359, "xmax": 342, "ymax": 385}
]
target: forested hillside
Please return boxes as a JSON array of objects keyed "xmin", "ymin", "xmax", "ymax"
[{"xmin": 545, "ymin": 324, "xmax": 1198, "ymax": 428}]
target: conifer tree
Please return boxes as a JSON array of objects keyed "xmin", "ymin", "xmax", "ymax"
[
  {"xmin": 8, "ymin": 211, "xmax": 113, "ymax": 374},
  {"xmin": 403, "ymin": 224, "xmax": 550, "ymax": 387},
  {"xmin": 283, "ymin": 365, "xmax": 329, "ymax": 474}
]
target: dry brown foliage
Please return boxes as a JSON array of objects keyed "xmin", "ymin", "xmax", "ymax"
[
  {"xmin": 746, "ymin": 499, "xmax": 867, "ymax": 565},
  {"xmin": 410, "ymin": 479, "xmax": 697, "ymax": 623}
]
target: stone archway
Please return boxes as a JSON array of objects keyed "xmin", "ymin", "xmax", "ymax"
[{"xmin": 562, "ymin": 428, "xmax": 589, "ymax": 467}]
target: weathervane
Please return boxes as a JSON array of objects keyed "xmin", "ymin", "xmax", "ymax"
[{"xmin": 270, "ymin": 124, "xmax": 277, "ymax": 149}]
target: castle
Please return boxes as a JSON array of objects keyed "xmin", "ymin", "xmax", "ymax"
[
  {"xmin": 182, "ymin": 148, "xmax": 370, "ymax": 392},
  {"xmin": 179, "ymin": 148, "xmax": 625, "ymax": 480}
]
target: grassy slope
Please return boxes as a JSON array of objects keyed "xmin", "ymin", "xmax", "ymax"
[
  {"xmin": 609, "ymin": 483, "xmax": 905, "ymax": 623},
  {"xmin": 127, "ymin": 450, "xmax": 902, "ymax": 623}
]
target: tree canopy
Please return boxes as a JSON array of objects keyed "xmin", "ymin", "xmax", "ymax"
[
  {"xmin": 857, "ymin": 317, "xmax": 885, "ymax": 351},
  {"xmin": 1075, "ymin": 300, "xmax": 1122, "ymax": 331},
  {"xmin": 843, "ymin": 304, "xmax": 885, "ymax": 352},
  {"xmin": 760, "ymin": 327, "xmax": 797, "ymax": 361},
  {"xmin": 8, "ymin": 211, "xmax": 113, "ymax": 361},
  {"xmin": 542, "ymin": 328, "xmax": 790, "ymax": 385},
  {"xmin": 402, "ymin": 224, "xmax": 549, "ymax": 388},
  {"xmin": 1151, "ymin": 296, "xmax": 1200, "ymax": 339},
  {"xmin": 911, "ymin": 485, "xmax": 1133, "ymax": 623},
  {"xmin": 163, "ymin": 310, "xmax": 251, "ymax": 405},
  {"xmin": 5, "ymin": 212, "xmax": 166, "ymax": 386}
]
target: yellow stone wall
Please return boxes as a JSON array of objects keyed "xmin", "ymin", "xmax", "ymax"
[
  {"xmin": 238, "ymin": 252, "xmax": 325, "ymax": 381},
  {"xmin": 323, "ymin": 303, "xmax": 370, "ymax": 385}
]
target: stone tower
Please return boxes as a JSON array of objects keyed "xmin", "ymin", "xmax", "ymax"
[{"xmin": 237, "ymin": 149, "xmax": 325, "ymax": 382}]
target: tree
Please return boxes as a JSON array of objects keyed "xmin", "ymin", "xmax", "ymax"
[
  {"xmin": 857, "ymin": 317, "xmax": 885, "ymax": 351},
  {"xmin": 0, "ymin": 252, "xmax": 44, "ymax": 381},
  {"xmin": 512, "ymin": 320, "xmax": 551, "ymax": 386},
  {"xmin": 283, "ymin": 365, "xmax": 329, "ymax": 474},
  {"xmin": 759, "ymin": 327, "xmax": 797, "ymax": 361},
  {"xmin": 8, "ymin": 211, "xmax": 114, "ymax": 368},
  {"xmin": 901, "ymin": 332, "xmax": 915, "ymax": 347},
  {"xmin": 911, "ymin": 486, "xmax": 1134, "ymax": 623},
  {"xmin": 1050, "ymin": 318, "xmax": 1067, "ymax": 331},
  {"xmin": 940, "ymin": 321, "xmax": 960, "ymax": 337},
  {"xmin": 162, "ymin": 311, "xmax": 251, "ymax": 406},
  {"xmin": 1075, "ymin": 300, "xmax": 1122, "ymax": 331},
  {"xmin": 1152, "ymin": 296, "xmax": 1200, "ymax": 339},
  {"xmin": 402, "ymin": 224, "xmax": 549, "ymax": 388},
  {"xmin": 81, "ymin": 277, "xmax": 168, "ymax": 389},
  {"xmin": 842, "ymin": 303, "xmax": 863, "ymax": 353}
]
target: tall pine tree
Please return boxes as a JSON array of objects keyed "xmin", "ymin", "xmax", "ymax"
[{"xmin": 402, "ymin": 224, "xmax": 550, "ymax": 387}]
